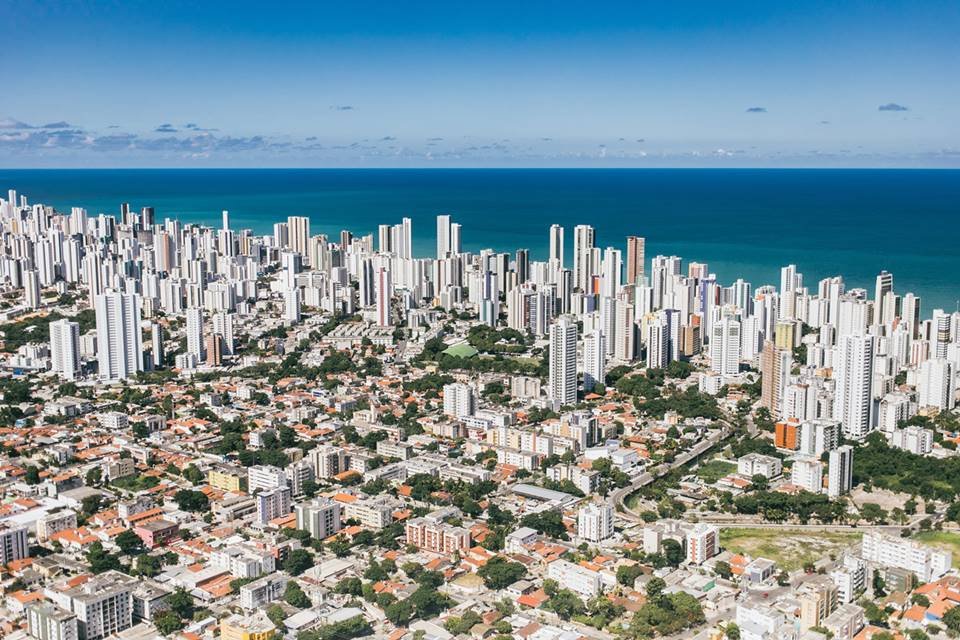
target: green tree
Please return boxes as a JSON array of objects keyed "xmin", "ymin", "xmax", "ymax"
[
  {"xmin": 715, "ymin": 561, "xmax": 733, "ymax": 580},
  {"xmin": 24, "ymin": 466, "xmax": 41, "ymax": 484},
  {"xmin": 662, "ymin": 539, "xmax": 684, "ymax": 567},
  {"xmin": 284, "ymin": 549, "xmax": 313, "ymax": 576},
  {"xmin": 115, "ymin": 529, "xmax": 145, "ymax": 555},
  {"xmin": 284, "ymin": 581, "xmax": 311, "ymax": 608},
  {"xmin": 173, "ymin": 489, "xmax": 209, "ymax": 512},
  {"xmin": 153, "ymin": 610, "xmax": 184, "ymax": 635},
  {"xmin": 617, "ymin": 564, "xmax": 643, "ymax": 587},
  {"xmin": 943, "ymin": 604, "xmax": 960, "ymax": 633},
  {"xmin": 266, "ymin": 603, "xmax": 286, "ymax": 627},
  {"xmin": 646, "ymin": 577, "xmax": 667, "ymax": 602},
  {"xmin": 334, "ymin": 577, "xmax": 363, "ymax": 596},
  {"xmin": 181, "ymin": 465, "xmax": 204, "ymax": 485},
  {"xmin": 477, "ymin": 556, "xmax": 526, "ymax": 589},
  {"xmin": 385, "ymin": 599, "xmax": 414, "ymax": 626},
  {"xmin": 86, "ymin": 542, "xmax": 122, "ymax": 573},
  {"xmin": 544, "ymin": 589, "xmax": 585, "ymax": 620},
  {"xmin": 167, "ymin": 588, "xmax": 195, "ymax": 620}
]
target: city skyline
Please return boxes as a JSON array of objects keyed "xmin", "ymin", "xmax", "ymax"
[{"xmin": 2, "ymin": 1, "xmax": 958, "ymax": 167}]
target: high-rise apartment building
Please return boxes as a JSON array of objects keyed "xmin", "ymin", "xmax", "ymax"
[
  {"xmin": 834, "ymin": 334, "xmax": 874, "ymax": 440},
  {"xmin": 626, "ymin": 236, "xmax": 645, "ymax": 285},
  {"xmin": 287, "ymin": 216, "xmax": 310, "ymax": 261},
  {"xmin": 436, "ymin": 214, "xmax": 451, "ymax": 258},
  {"xmin": 548, "ymin": 316, "xmax": 577, "ymax": 409},
  {"xmin": 49, "ymin": 319, "xmax": 81, "ymax": 380},
  {"xmin": 710, "ymin": 315, "xmax": 741, "ymax": 377},
  {"xmin": 760, "ymin": 341, "xmax": 790, "ymax": 416},
  {"xmin": 443, "ymin": 383, "xmax": 476, "ymax": 418},
  {"xmin": 827, "ymin": 445, "xmax": 854, "ymax": 498},
  {"xmin": 582, "ymin": 329, "xmax": 605, "ymax": 392},
  {"xmin": 95, "ymin": 290, "xmax": 143, "ymax": 382}
]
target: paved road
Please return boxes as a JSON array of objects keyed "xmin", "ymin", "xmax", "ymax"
[{"xmin": 611, "ymin": 426, "xmax": 732, "ymax": 521}]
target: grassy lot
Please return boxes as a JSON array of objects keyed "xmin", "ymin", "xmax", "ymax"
[
  {"xmin": 914, "ymin": 530, "xmax": 960, "ymax": 557},
  {"xmin": 696, "ymin": 459, "xmax": 737, "ymax": 483},
  {"xmin": 720, "ymin": 528, "xmax": 862, "ymax": 572}
]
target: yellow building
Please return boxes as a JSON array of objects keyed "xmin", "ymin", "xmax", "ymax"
[
  {"xmin": 220, "ymin": 613, "xmax": 276, "ymax": 640},
  {"xmin": 774, "ymin": 320, "xmax": 798, "ymax": 351},
  {"xmin": 208, "ymin": 467, "xmax": 246, "ymax": 493}
]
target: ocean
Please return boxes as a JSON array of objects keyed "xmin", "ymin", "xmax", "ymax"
[{"xmin": 1, "ymin": 168, "xmax": 958, "ymax": 313}]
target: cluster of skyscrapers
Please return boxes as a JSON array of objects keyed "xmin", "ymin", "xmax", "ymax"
[{"xmin": 1, "ymin": 189, "xmax": 956, "ymax": 445}]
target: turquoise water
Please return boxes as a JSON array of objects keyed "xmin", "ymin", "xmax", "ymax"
[{"xmin": 1, "ymin": 168, "xmax": 958, "ymax": 313}]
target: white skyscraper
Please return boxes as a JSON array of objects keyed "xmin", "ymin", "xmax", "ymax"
[
  {"xmin": 186, "ymin": 307, "xmax": 204, "ymax": 360},
  {"xmin": 450, "ymin": 222, "xmax": 462, "ymax": 255},
  {"xmin": 213, "ymin": 312, "xmax": 236, "ymax": 356},
  {"xmin": 24, "ymin": 268, "xmax": 41, "ymax": 309},
  {"xmin": 917, "ymin": 358, "xmax": 955, "ymax": 410},
  {"xmin": 549, "ymin": 316, "xmax": 577, "ymax": 409},
  {"xmin": 932, "ymin": 309, "xmax": 951, "ymax": 359},
  {"xmin": 437, "ymin": 214, "xmax": 451, "ymax": 258},
  {"xmin": 827, "ymin": 445, "xmax": 854, "ymax": 498},
  {"xmin": 645, "ymin": 311, "xmax": 672, "ymax": 369},
  {"xmin": 834, "ymin": 334, "xmax": 874, "ymax": 440},
  {"xmin": 549, "ymin": 224, "xmax": 565, "ymax": 268},
  {"xmin": 49, "ymin": 319, "xmax": 81, "ymax": 380},
  {"xmin": 376, "ymin": 267, "xmax": 393, "ymax": 327},
  {"xmin": 284, "ymin": 287, "xmax": 301, "ymax": 323},
  {"xmin": 287, "ymin": 216, "xmax": 311, "ymax": 261},
  {"xmin": 582, "ymin": 329, "xmax": 605, "ymax": 392},
  {"xmin": 710, "ymin": 315, "xmax": 741, "ymax": 377},
  {"xmin": 600, "ymin": 247, "xmax": 622, "ymax": 298},
  {"xmin": 573, "ymin": 224, "xmax": 595, "ymax": 292},
  {"xmin": 95, "ymin": 290, "xmax": 143, "ymax": 382},
  {"xmin": 874, "ymin": 270, "xmax": 893, "ymax": 326}
]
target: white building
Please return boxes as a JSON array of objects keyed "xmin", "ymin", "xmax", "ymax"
[
  {"xmin": 49, "ymin": 319, "xmax": 81, "ymax": 380},
  {"xmin": 891, "ymin": 425, "xmax": 934, "ymax": 455},
  {"xmin": 546, "ymin": 559, "xmax": 601, "ymax": 597},
  {"xmin": 833, "ymin": 334, "xmax": 874, "ymax": 440},
  {"xmin": 685, "ymin": 523, "xmax": 719, "ymax": 565},
  {"xmin": 49, "ymin": 570, "xmax": 136, "ymax": 640},
  {"xmin": 296, "ymin": 498, "xmax": 342, "ymax": 540},
  {"xmin": 917, "ymin": 358, "xmax": 955, "ymax": 410},
  {"xmin": 737, "ymin": 453, "xmax": 782, "ymax": 479},
  {"xmin": 791, "ymin": 458, "xmax": 823, "ymax": 493},
  {"xmin": 736, "ymin": 601, "xmax": 787, "ymax": 640},
  {"xmin": 239, "ymin": 574, "xmax": 287, "ymax": 611},
  {"xmin": 0, "ymin": 523, "xmax": 29, "ymax": 565},
  {"xmin": 256, "ymin": 487, "xmax": 291, "ymax": 524},
  {"xmin": 94, "ymin": 290, "xmax": 143, "ymax": 382},
  {"xmin": 830, "ymin": 555, "xmax": 866, "ymax": 603},
  {"xmin": 710, "ymin": 315, "xmax": 741, "ymax": 377},
  {"xmin": 577, "ymin": 502, "xmax": 614, "ymax": 542},
  {"xmin": 247, "ymin": 465, "xmax": 287, "ymax": 494},
  {"xmin": 185, "ymin": 306, "xmax": 204, "ymax": 361},
  {"xmin": 443, "ymin": 383, "xmax": 476, "ymax": 419},
  {"xmin": 376, "ymin": 267, "xmax": 392, "ymax": 327},
  {"xmin": 548, "ymin": 316, "xmax": 577, "ymax": 409},
  {"xmin": 861, "ymin": 531, "xmax": 952, "ymax": 582},
  {"xmin": 27, "ymin": 602, "xmax": 78, "ymax": 640},
  {"xmin": 827, "ymin": 445, "xmax": 853, "ymax": 498},
  {"xmin": 582, "ymin": 329, "xmax": 605, "ymax": 392}
]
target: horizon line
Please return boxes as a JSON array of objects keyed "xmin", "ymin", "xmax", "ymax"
[{"xmin": 1, "ymin": 166, "xmax": 959, "ymax": 171}]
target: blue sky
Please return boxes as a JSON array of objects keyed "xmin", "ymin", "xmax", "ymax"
[{"xmin": 1, "ymin": 1, "xmax": 958, "ymax": 167}]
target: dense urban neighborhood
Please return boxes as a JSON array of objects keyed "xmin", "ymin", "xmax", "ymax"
[{"xmin": 1, "ymin": 192, "xmax": 960, "ymax": 640}]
